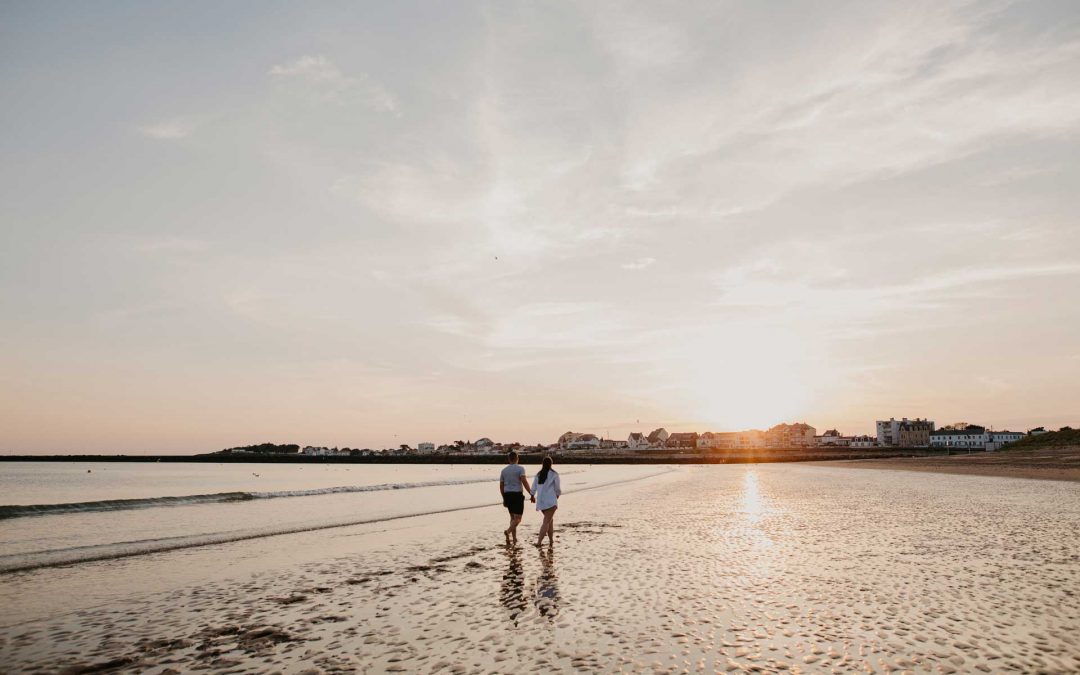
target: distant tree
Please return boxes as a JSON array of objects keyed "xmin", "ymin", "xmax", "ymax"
[
  {"xmin": 221, "ymin": 442, "xmax": 300, "ymax": 455},
  {"xmin": 399, "ymin": 444, "xmax": 410, "ymax": 452}
]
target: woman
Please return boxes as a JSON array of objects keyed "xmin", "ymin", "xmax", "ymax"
[{"xmin": 530, "ymin": 457, "xmax": 561, "ymax": 547}]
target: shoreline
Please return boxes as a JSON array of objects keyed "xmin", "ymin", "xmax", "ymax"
[
  {"xmin": 1, "ymin": 448, "xmax": 956, "ymax": 464},
  {"xmin": 814, "ymin": 445, "xmax": 1080, "ymax": 482}
]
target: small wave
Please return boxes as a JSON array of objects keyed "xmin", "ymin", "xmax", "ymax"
[
  {"xmin": 0, "ymin": 477, "xmax": 496, "ymax": 520},
  {"xmin": 0, "ymin": 469, "xmax": 675, "ymax": 574}
]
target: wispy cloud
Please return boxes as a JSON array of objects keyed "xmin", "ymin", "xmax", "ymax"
[
  {"xmin": 132, "ymin": 237, "xmax": 208, "ymax": 253},
  {"xmin": 137, "ymin": 120, "xmax": 190, "ymax": 140},
  {"xmin": 268, "ymin": 54, "xmax": 397, "ymax": 112},
  {"xmin": 621, "ymin": 257, "xmax": 655, "ymax": 270}
]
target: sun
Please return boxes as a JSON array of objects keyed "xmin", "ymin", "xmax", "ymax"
[{"xmin": 675, "ymin": 328, "xmax": 815, "ymax": 431}]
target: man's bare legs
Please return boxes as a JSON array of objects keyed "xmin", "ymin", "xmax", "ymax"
[{"xmin": 505, "ymin": 513, "xmax": 523, "ymax": 545}]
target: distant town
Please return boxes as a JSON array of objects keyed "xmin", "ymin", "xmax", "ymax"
[{"xmin": 219, "ymin": 418, "xmax": 1064, "ymax": 458}]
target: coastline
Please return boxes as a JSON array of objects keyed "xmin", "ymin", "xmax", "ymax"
[
  {"xmin": 0, "ymin": 448, "xmax": 954, "ymax": 465},
  {"xmin": 813, "ymin": 445, "xmax": 1080, "ymax": 482}
]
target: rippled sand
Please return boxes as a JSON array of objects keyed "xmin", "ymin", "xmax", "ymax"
[{"xmin": 2, "ymin": 465, "xmax": 1078, "ymax": 673}]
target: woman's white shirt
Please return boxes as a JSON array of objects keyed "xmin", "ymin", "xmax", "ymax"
[{"xmin": 531, "ymin": 470, "xmax": 561, "ymax": 511}]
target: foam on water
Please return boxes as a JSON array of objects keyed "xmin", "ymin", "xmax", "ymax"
[{"xmin": 0, "ymin": 477, "xmax": 499, "ymax": 520}]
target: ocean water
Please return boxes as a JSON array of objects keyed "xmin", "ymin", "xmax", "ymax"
[{"xmin": 0, "ymin": 461, "xmax": 658, "ymax": 573}]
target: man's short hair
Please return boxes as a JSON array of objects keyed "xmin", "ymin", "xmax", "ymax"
[{"xmin": 508, "ymin": 450, "xmax": 519, "ymax": 461}]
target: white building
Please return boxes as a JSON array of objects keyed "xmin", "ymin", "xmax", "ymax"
[
  {"xmin": 302, "ymin": 446, "xmax": 335, "ymax": 456},
  {"xmin": 626, "ymin": 432, "xmax": 649, "ymax": 450},
  {"xmin": 986, "ymin": 431, "xmax": 1024, "ymax": 451},
  {"xmin": 417, "ymin": 442, "xmax": 435, "ymax": 454},
  {"xmin": 557, "ymin": 431, "xmax": 601, "ymax": 451},
  {"xmin": 929, "ymin": 426, "xmax": 987, "ymax": 449},
  {"xmin": 816, "ymin": 429, "xmax": 848, "ymax": 446},
  {"xmin": 849, "ymin": 435, "xmax": 877, "ymax": 448}
]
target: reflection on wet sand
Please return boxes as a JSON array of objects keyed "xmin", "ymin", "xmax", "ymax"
[
  {"xmin": 7, "ymin": 466, "xmax": 1078, "ymax": 673},
  {"xmin": 499, "ymin": 546, "xmax": 526, "ymax": 624},
  {"xmin": 534, "ymin": 546, "xmax": 559, "ymax": 619}
]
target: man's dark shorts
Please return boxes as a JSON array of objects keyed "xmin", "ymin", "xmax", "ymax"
[{"xmin": 502, "ymin": 491, "xmax": 525, "ymax": 515}]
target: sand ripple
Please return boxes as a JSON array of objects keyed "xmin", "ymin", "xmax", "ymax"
[{"xmin": 1, "ymin": 465, "xmax": 1078, "ymax": 673}]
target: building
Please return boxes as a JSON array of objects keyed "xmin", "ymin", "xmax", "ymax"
[
  {"xmin": 474, "ymin": 437, "xmax": 495, "ymax": 450},
  {"xmin": 849, "ymin": 435, "xmax": 877, "ymax": 448},
  {"xmin": 698, "ymin": 432, "xmax": 720, "ymax": 449},
  {"xmin": 929, "ymin": 425, "xmax": 987, "ymax": 449},
  {"xmin": 417, "ymin": 442, "xmax": 435, "ymax": 454},
  {"xmin": 765, "ymin": 423, "xmax": 817, "ymax": 447},
  {"xmin": 627, "ymin": 432, "xmax": 649, "ymax": 450},
  {"xmin": 557, "ymin": 431, "xmax": 578, "ymax": 449},
  {"xmin": 986, "ymin": 430, "xmax": 1024, "ymax": 451},
  {"xmin": 705, "ymin": 430, "xmax": 766, "ymax": 450},
  {"xmin": 557, "ymin": 431, "xmax": 600, "ymax": 451},
  {"xmin": 646, "ymin": 428, "xmax": 670, "ymax": 448},
  {"xmin": 876, "ymin": 418, "xmax": 935, "ymax": 447},
  {"xmin": 816, "ymin": 429, "xmax": 847, "ymax": 446},
  {"xmin": 1028, "ymin": 426, "xmax": 1047, "ymax": 436},
  {"xmin": 665, "ymin": 432, "xmax": 699, "ymax": 449},
  {"xmin": 897, "ymin": 419, "xmax": 934, "ymax": 447}
]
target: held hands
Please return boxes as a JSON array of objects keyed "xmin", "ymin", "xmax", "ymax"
[{"xmin": 530, "ymin": 495, "xmax": 536, "ymax": 503}]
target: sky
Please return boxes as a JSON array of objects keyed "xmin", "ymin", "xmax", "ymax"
[{"xmin": 2, "ymin": 1, "xmax": 1079, "ymax": 454}]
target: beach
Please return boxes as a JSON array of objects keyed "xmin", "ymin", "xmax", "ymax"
[
  {"xmin": 816, "ymin": 445, "xmax": 1080, "ymax": 483},
  {"xmin": 1, "ymin": 462, "xmax": 1078, "ymax": 673}
]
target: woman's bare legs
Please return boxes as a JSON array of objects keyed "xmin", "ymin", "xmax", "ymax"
[{"xmin": 537, "ymin": 506, "xmax": 557, "ymax": 546}]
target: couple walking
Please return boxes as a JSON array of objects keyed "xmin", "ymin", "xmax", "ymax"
[{"xmin": 499, "ymin": 451, "xmax": 561, "ymax": 547}]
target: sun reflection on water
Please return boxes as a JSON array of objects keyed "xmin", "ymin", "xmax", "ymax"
[
  {"xmin": 734, "ymin": 469, "xmax": 777, "ymax": 565},
  {"xmin": 739, "ymin": 470, "xmax": 766, "ymax": 523}
]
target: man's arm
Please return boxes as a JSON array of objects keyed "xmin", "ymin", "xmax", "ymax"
[
  {"xmin": 519, "ymin": 473, "xmax": 532, "ymax": 496},
  {"xmin": 498, "ymin": 475, "xmax": 505, "ymax": 495}
]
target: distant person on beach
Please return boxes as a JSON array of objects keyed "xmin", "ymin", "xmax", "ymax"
[
  {"xmin": 530, "ymin": 457, "xmax": 561, "ymax": 547},
  {"xmin": 499, "ymin": 451, "xmax": 532, "ymax": 545}
]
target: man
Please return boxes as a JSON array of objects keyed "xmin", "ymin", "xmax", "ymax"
[{"xmin": 499, "ymin": 450, "xmax": 532, "ymax": 545}]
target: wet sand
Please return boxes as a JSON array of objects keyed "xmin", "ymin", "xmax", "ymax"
[
  {"xmin": 815, "ymin": 445, "xmax": 1080, "ymax": 482},
  {"xmin": 2, "ymin": 465, "xmax": 1078, "ymax": 673}
]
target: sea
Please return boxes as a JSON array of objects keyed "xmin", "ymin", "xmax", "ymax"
[{"xmin": 0, "ymin": 461, "xmax": 665, "ymax": 572}]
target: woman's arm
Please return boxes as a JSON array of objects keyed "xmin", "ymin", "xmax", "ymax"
[{"xmin": 554, "ymin": 473, "xmax": 562, "ymax": 497}]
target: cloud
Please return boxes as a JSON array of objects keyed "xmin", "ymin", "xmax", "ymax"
[
  {"xmin": 137, "ymin": 121, "xmax": 190, "ymax": 140},
  {"xmin": 610, "ymin": 3, "xmax": 1080, "ymax": 217},
  {"xmin": 268, "ymin": 55, "xmax": 397, "ymax": 112},
  {"xmin": 268, "ymin": 55, "xmax": 343, "ymax": 82},
  {"xmin": 621, "ymin": 257, "xmax": 655, "ymax": 270},
  {"xmin": 133, "ymin": 237, "xmax": 208, "ymax": 253}
]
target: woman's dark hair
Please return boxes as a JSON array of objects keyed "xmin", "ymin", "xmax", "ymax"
[{"xmin": 538, "ymin": 456, "xmax": 553, "ymax": 484}]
